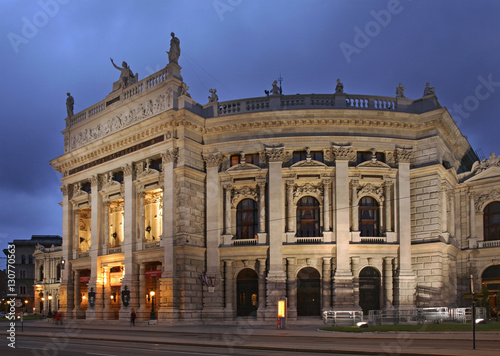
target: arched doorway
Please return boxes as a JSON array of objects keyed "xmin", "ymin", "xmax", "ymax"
[
  {"xmin": 481, "ymin": 265, "xmax": 500, "ymax": 312},
  {"xmin": 237, "ymin": 268, "xmax": 258, "ymax": 316},
  {"xmin": 359, "ymin": 267, "xmax": 381, "ymax": 314},
  {"xmin": 297, "ymin": 267, "xmax": 321, "ymax": 316}
]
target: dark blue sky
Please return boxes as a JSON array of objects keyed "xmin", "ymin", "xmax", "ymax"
[{"xmin": 1, "ymin": 0, "xmax": 499, "ymax": 254}]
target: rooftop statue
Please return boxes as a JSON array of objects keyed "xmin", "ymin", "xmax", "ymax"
[
  {"xmin": 208, "ymin": 88, "xmax": 218, "ymax": 103},
  {"xmin": 335, "ymin": 79, "xmax": 344, "ymax": 94},
  {"xmin": 423, "ymin": 82, "xmax": 435, "ymax": 96},
  {"xmin": 270, "ymin": 80, "xmax": 281, "ymax": 95},
  {"xmin": 110, "ymin": 58, "xmax": 137, "ymax": 89},
  {"xmin": 396, "ymin": 83, "xmax": 406, "ymax": 98},
  {"xmin": 66, "ymin": 92, "xmax": 74, "ymax": 117},
  {"xmin": 168, "ymin": 32, "xmax": 180, "ymax": 64}
]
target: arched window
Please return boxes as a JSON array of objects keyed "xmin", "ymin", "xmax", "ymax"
[
  {"xmin": 296, "ymin": 196, "xmax": 320, "ymax": 237},
  {"xmin": 484, "ymin": 202, "xmax": 500, "ymax": 241},
  {"xmin": 359, "ymin": 196, "xmax": 379, "ymax": 237},
  {"xmin": 236, "ymin": 199, "xmax": 258, "ymax": 239}
]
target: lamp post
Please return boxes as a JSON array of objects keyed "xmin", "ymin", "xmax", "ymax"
[
  {"xmin": 48, "ymin": 293, "xmax": 53, "ymax": 317},
  {"xmin": 149, "ymin": 290, "xmax": 156, "ymax": 320},
  {"xmin": 24, "ymin": 300, "xmax": 28, "ymax": 314}
]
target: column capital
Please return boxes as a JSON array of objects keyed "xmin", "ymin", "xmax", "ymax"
[
  {"xmin": 122, "ymin": 163, "xmax": 134, "ymax": 176},
  {"xmin": 61, "ymin": 185, "xmax": 69, "ymax": 196},
  {"xmin": 203, "ymin": 151, "xmax": 222, "ymax": 168},
  {"xmin": 395, "ymin": 147, "xmax": 412, "ymax": 164},
  {"xmin": 264, "ymin": 144, "xmax": 286, "ymax": 162},
  {"xmin": 332, "ymin": 143, "xmax": 355, "ymax": 161},
  {"xmin": 162, "ymin": 147, "xmax": 179, "ymax": 164}
]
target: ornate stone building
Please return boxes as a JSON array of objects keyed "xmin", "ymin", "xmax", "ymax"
[{"xmin": 50, "ymin": 38, "xmax": 500, "ymax": 322}]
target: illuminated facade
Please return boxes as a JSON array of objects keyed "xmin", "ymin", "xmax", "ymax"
[{"xmin": 50, "ymin": 43, "xmax": 500, "ymax": 322}]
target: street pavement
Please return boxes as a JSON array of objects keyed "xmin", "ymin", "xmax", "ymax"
[{"xmin": 3, "ymin": 317, "xmax": 500, "ymax": 356}]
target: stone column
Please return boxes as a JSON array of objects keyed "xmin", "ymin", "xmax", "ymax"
[
  {"xmin": 322, "ymin": 257, "xmax": 332, "ymax": 311},
  {"xmin": 323, "ymin": 179, "xmax": 331, "ymax": 232},
  {"xmin": 286, "ymin": 257, "xmax": 297, "ymax": 320},
  {"xmin": 159, "ymin": 148, "xmax": 179, "ymax": 321},
  {"xmin": 286, "ymin": 180, "xmax": 295, "ymax": 232},
  {"xmin": 265, "ymin": 145, "xmax": 287, "ymax": 319},
  {"xmin": 202, "ymin": 152, "xmax": 224, "ymax": 320},
  {"xmin": 351, "ymin": 257, "xmax": 360, "ymax": 309},
  {"xmin": 87, "ymin": 175, "xmax": 103, "ymax": 320},
  {"xmin": 223, "ymin": 260, "xmax": 233, "ymax": 320},
  {"xmin": 102, "ymin": 266, "xmax": 111, "ymax": 320},
  {"xmin": 74, "ymin": 270, "xmax": 82, "ymax": 318},
  {"xmin": 384, "ymin": 180, "xmax": 393, "ymax": 232},
  {"xmin": 257, "ymin": 180, "xmax": 266, "ymax": 233},
  {"xmin": 257, "ymin": 258, "xmax": 267, "ymax": 320},
  {"xmin": 139, "ymin": 192, "xmax": 145, "ymax": 245},
  {"xmin": 440, "ymin": 183, "xmax": 450, "ymax": 242},
  {"xmin": 393, "ymin": 148, "xmax": 415, "ymax": 310},
  {"xmin": 224, "ymin": 184, "xmax": 232, "ymax": 235},
  {"xmin": 59, "ymin": 185, "xmax": 74, "ymax": 317},
  {"xmin": 450, "ymin": 190, "xmax": 456, "ymax": 237},
  {"xmin": 383, "ymin": 257, "xmax": 394, "ymax": 310},
  {"xmin": 138, "ymin": 263, "xmax": 146, "ymax": 319},
  {"xmin": 351, "ymin": 180, "xmax": 359, "ymax": 231},
  {"xmin": 120, "ymin": 163, "xmax": 137, "ymax": 321},
  {"xmin": 332, "ymin": 146, "xmax": 354, "ymax": 308}
]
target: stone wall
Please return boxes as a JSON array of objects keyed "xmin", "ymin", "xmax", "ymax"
[{"xmin": 411, "ymin": 171, "xmax": 442, "ymax": 241}]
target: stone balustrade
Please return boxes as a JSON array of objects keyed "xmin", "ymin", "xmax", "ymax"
[
  {"xmin": 215, "ymin": 92, "xmax": 435, "ymax": 118},
  {"xmin": 66, "ymin": 67, "xmax": 169, "ymax": 128}
]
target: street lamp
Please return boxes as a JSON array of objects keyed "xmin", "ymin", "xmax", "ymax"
[
  {"xmin": 48, "ymin": 293, "xmax": 53, "ymax": 317},
  {"xmin": 149, "ymin": 290, "xmax": 156, "ymax": 320},
  {"xmin": 24, "ymin": 300, "xmax": 28, "ymax": 314}
]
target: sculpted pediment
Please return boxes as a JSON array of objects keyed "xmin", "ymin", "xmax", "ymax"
[
  {"xmin": 226, "ymin": 162, "xmax": 261, "ymax": 172},
  {"xmin": 137, "ymin": 167, "xmax": 160, "ymax": 181},
  {"xmin": 465, "ymin": 166, "xmax": 500, "ymax": 183},
  {"xmin": 356, "ymin": 160, "xmax": 391, "ymax": 168},
  {"xmin": 291, "ymin": 159, "xmax": 327, "ymax": 168}
]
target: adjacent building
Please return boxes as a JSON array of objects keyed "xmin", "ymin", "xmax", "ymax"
[
  {"xmin": 2, "ymin": 235, "xmax": 62, "ymax": 314},
  {"xmin": 50, "ymin": 37, "xmax": 500, "ymax": 323}
]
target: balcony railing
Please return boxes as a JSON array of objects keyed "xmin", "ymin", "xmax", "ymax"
[{"xmin": 478, "ymin": 240, "xmax": 500, "ymax": 248}]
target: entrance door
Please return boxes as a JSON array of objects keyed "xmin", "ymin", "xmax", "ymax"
[
  {"xmin": 359, "ymin": 267, "xmax": 381, "ymax": 314},
  {"xmin": 297, "ymin": 267, "xmax": 321, "ymax": 316},
  {"xmin": 237, "ymin": 268, "xmax": 258, "ymax": 316}
]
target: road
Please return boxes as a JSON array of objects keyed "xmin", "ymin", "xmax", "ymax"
[{"xmin": 1, "ymin": 320, "xmax": 499, "ymax": 356}]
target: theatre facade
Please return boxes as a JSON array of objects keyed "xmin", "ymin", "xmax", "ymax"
[{"xmin": 50, "ymin": 41, "xmax": 500, "ymax": 322}]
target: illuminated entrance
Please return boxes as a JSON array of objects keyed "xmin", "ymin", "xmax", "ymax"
[
  {"xmin": 481, "ymin": 265, "xmax": 500, "ymax": 312},
  {"xmin": 359, "ymin": 267, "xmax": 381, "ymax": 314},
  {"xmin": 297, "ymin": 267, "xmax": 320, "ymax": 316},
  {"xmin": 236, "ymin": 268, "xmax": 258, "ymax": 316}
]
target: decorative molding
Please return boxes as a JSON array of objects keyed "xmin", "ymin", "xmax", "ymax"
[
  {"xmin": 474, "ymin": 190, "xmax": 500, "ymax": 213},
  {"xmin": 358, "ymin": 183, "xmax": 385, "ymax": 202},
  {"xmin": 231, "ymin": 186, "xmax": 258, "ymax": 207},
  {"xmin": 68, "ymin": 93, "xmax": 169, "ymax": 151},
  {"xmin": 293, "ymin": 182, "xmax": 323, "ymax": 203}
]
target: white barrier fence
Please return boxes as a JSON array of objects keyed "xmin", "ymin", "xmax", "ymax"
[{"xmin": 324, "ymin": 307, "xmax": 488, "ymax": 325}]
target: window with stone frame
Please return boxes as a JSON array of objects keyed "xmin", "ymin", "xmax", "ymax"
[
  {"xmin": 236, "ymin": 199, "xmax": 258, "ymax": 239},
  {"xmin": 292, "ymin": 150, "xmax": 323, "ymax": 164},
  {"xmin": 296, "ymin": 196, "xmax": 320, "ymax": 237},
  {"xmin": 484, "ymin": 201, "xmax": 500, "ymax": 241},
  {"xmin": 20, "ymin": 285, "xmax": 26, "ymax": 295},
  {"xmin": 359, "ymin": 196, "xmax": 380, "ymax": 237},
  {"xmin": 21, "ymin": 255, "xmax": 26, "ymax": 264}
]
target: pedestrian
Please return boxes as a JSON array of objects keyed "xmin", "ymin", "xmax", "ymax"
[{"xmin": 130, "ymin": 308, "xmax": 136, "ymax": 326}]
